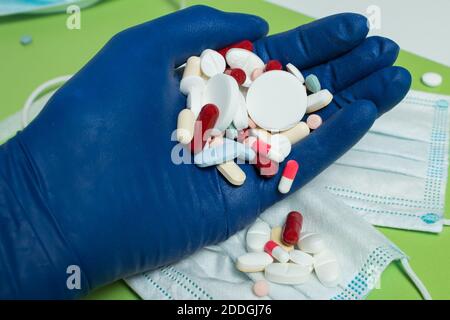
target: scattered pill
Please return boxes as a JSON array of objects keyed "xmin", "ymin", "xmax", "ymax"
[
  {"xmin": 20, "ymin": 35, "xmax": 32, "ymax": 46},
  {"xmin": 278, "ymin": 161, "xmax": 299, "ymax": 194},
  {"xmin": 280, "ymin": 122, "xmax": 310, "ymax": 145},
  {"xmin": 281, "ymin": 211, "xmax": 303, "ymax": 245},
  {"xmin": 253, "ymin": 280, "xmax": 270, "ymax": 297},
  {"xmin": 270, "ymin": 134, "xmax": 292, "ymax": 160},
  {"xmin": 176, "ymin": 109, "xmax": 196, "ymax": 144},
  {"xmin": 217, "ymin": 161, "xmax": 246, "ymax": 186},
  {"xmin": 265, "ymin": 60, "xmax": 283, "ymax": 72},
  {"xmin": 200, "ymin": 49, "xmax": 226, "ymax": 78},
  {"xmin": 219, "ymin": 39, "xmax": 254, "ymax": 57},
  {"xmin": 255, "ymin": 154, "xmax": 279, "ymax": 177},
  {"xmin": 289, "ymin": 250, "xmax": 313, "ymax": 271},
  {"xmin": 226, "ymin": 48, "xmax": 265, "ymax": 87},
  {"xmin": 249, "ymin": 128, "xmax": 272, "ymax": 143},
  {"xmin": 270, "ymin": 227, "xmax": 294, "ymax": 252},
  {"xmin": 183, "ymin": 56, "xmax": 202, "ymax": 78},
  {"xmin": 251, "ymin": 67, "xmax": 265, "ymax": 81},
  {"xmin": 225, "ymin": 68, "xmax": 247, "ymax": 86},
  {"xmin": 298, "ymin": 233, "xmax": 327, "ymax": 254},
  {"xmin": 265, "ymin": 263, "xmax": 312, "ymax": 285},
  {"xmin": 246, "ymin": 71, "xmax": 307, "ymax": 131},
  {"xmin": 190, "ymin": 104, "xmax": 220, "ymax": 154},
  {"xmin": 246, "ymin": 220, "xmax": 272, "ymax": 252},
  {"xmin": 421, "ymin": 72, "xmax": 443, "ymax": 88},
  {"xmin": 305, "ymin": 74, "xmax": 321, "ymax": 93},
  {"xmin": 264, "ymin": 240, "xmax": 290, "ymax": 263},
  {"xmin": 306, "ymin": 89, "xmax": 333, "ymax": 114},
  {"xmin": 246, "ymin": 137, "xmax": 283, "ymax": 163},
  {"xmin": 307, "ymin": 114, "xmax": 323, "ymax": 130},
  {"xmin": 313, "ymin": 250, "xmax": 341, "ymax": 287},
  {"xmin": 232, "ymin": 90, "xmax": 249, "ymax": 130},
  {"xmin": 203, "ymin": 74, "xmax": 239, "ymax": 132},
  {"xmin": 236, "ymin": 252, "xmax": 273, "ymax": 273},
  {"xmin": 286, "ymin": 63, "xmax": 304, "ymax": 83},
  {"xmin": 194, "ymin": 138, "xmax": 240, "ymax": 167}
]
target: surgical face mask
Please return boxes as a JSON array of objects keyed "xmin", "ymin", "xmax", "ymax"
[
  {"xmin": 126, "ymin": 180, "xmax": 430, "ymax": 300},
  {"xmin": 0, "ymin": 0, "xmax": 100, "ymax": 16},
  {"xmin": 312, "ymin": 90, "xmax": 450, "ymax": 233}
]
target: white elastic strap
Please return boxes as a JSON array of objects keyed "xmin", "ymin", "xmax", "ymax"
[
  {"xmin": 400, "ymin": 258, "xmax": 432, "ymax": 300},
  {"xmin": 21, "ymin": 75, "xmax": 72, "ymax": 129},
  {"xmin": 443, "ymin": 219, "xmax": 450, "ymax": 226}
]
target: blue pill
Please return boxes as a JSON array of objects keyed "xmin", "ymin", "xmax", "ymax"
[{"xmin": 305, "ymin": 74, "xmax": 321, "ymax": 93}]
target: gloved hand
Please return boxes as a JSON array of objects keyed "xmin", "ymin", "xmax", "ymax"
[{"xmin": 0, "ymin": 5, "xmax": 411, "ymax": 299}]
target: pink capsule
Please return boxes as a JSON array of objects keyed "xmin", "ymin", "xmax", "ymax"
[
  {"xmin": 278, "ymin": 160, "xmax": 299, "ymax": 194},
  {"xmin": 264, "ymin": 240, "xmax": 289, "ymax": 263}
]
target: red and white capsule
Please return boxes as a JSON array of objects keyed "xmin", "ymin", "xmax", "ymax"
[
  {"xmin": 246, "ymin": 136, "xmax": 283, "ymax": 163},
  {"xmin": 278, "ymin": 160, "xmax": 299, "ymax": 194},
  {"xmin": 264, "ymin": 240, "xmax": 289, "ymax": 263}
]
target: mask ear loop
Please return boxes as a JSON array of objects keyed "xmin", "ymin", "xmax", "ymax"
[
  {"xmin": 400, "ymin": 258, "xmax": 432, "ymax": 300},
  {"xmin": 443, "ymin": 219, "xmax": 450, "ymax": 226},
  {"xmin": 21, "ymin": 75, "xmax": 72, "ymax": 129}
]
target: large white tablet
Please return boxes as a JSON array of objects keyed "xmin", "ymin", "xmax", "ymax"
[{"xmin": 246, "ymin": 71, "xmax": 307, "ymax": 132}]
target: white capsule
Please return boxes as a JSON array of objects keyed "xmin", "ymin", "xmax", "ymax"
[
  {"xmin": 306, "ymin": 89, "xmax": 333, "ymax": 114},
  {"xmin": 265, "ymin": 263, "xmax": 312, "ymax": 285},
  {"xmin": 298, "ymin": 233, "xmax": 327, "ymax": 254},
  {"xmin": 246, "ymin": 221, "xmax": 271, "ymax": 252},
  {"xmin": 289, "ymin": 250, "xmax": 313, "ymax": 271},
  {"xmin": 176, "ymin": 109, "xmax": 195, "ymax": 144},
  {"xmin": 226, "ymin": 48, "xmax": 265, "ymax": 88},
  {"xmin": 286, "ymin": 63, "xmax": 305, "ymax": 83},
  {"xmin": 314, "ymin": 250, "xmax": 341, "ymax": 287},
  {"xmin": 236, "ymin": 252, "xmax": 273, "ymax": 273},
  {"xmin": 200, "ymin": 49, "xmax": 226, "ymax": 78}
]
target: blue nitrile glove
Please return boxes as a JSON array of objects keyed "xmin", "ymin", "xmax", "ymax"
[{"xmin": 0, "ymin": 5, "xmax": 411, "ymax": 299}]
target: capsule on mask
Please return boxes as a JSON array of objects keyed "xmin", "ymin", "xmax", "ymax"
[{"xmin": 282, "ymin": 211, "xmax": 303, "ymax": 245}]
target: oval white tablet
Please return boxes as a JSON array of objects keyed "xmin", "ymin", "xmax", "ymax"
[
  {"xmin": 246, "ymin": 71, "xmax": 307, "ymax": 131},
  {"xmin": 421, "ymin": 72, "xmax": 443, "ymax": 88},
  {"xmin": 286, "ymin": 63, "xmax": 305, "ymax": 83},
  {"xmin": 298, "ymin": 233, "xmax": 327, "ymax": 254},
  {"xmin": 236, "ymin": 252, "xmax": 273, "ymax": 273},
  {"xmin": 314, "ymin": 250, "xmax": 341, "ymax": 287},
  {"xmin": 265, "ymin": 263, "xmax": 312, "ymax": 285},
  {"xmin": 226, "ymin": 48, "xmax": 265, "ymax": 88},
  {"xmin": 200, "ymin": 49, "xmax": 226, "ymax": 78},
  {"xmin": 203, "ymin": 74, "xmax": 239, "ymax": 132},
  {"xmin": 246, "ymin": 220, "xmax": 271, "ymax": 252},
  {"xmin": 289, "ymin": 250, "xmax": 313, "ymax": 271}
]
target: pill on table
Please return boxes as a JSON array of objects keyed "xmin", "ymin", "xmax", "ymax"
[
  {"xmin": 203, "ymin": 74, "xmax": 239, "ymax": 132},
  {"xmin": 246, "ymin": 220, "xmax": 271, "ymax": 252},
  {"xmin": 307, "ymin": 114, "xmax": 323, "ymax": 130},
  {"xmin": 20, "ymin": 35, "xmax": 32, "ymax": 46},
  {"xmin": 306, "ymin": 89, "xmax": 333, "ymax": 114},
  {"xmin": 236, "ymin": 252, "xmax": 273, "ymax": 273},
  {"xmin": 254, "ymin": 154, "xmax": 279, "ymax": 177},
  {"xmin": 194, "ymin": 138, "xmax": 238, "ymax": 167},
  {"xmin": 265, "ymin": 263, "xmax": 312, "ymax": 285},
  {"xmin": 286, "ymin": 63, "xmax": 304, "ymax": 83},
  {"xmin": 225, "ymin": 68, "xmax": 247, "ymax": 86},
  {"xmin": 251, "ymin": 68, "xmax": 265, "ymax": 81},
  {"xmin": 314, "ymin": 250, "xmax": 341, "ymax": 287},
  {"xmin": 298, "ymin": 233, "xmax": 327, "ymax": 254},
  {"xmin": 265, "ymin": 60, "xmax": 283, "ymax": 72},
  {"xmin": 278, "ymin": 160, "xmax": 299, "ymax": 194},
  {"xmin": 219, "ymin": 39, "xmax": 254, "ymax": 57},
  {"xmin": 270, "ymin": 134, "xmax": 292, "ymax": 160},
  {"xmin": 264, "ymin": 240, "xmax": 290, "ymax": 263},
  {"xmin": 289, "ymin": 250, "xmax": 313, "ymax": 271},
  {"xmin": 281, "ymin": 211, "xmax": 303, "ymax": 245},
  {"xmin": 270, "ymin": 227, "xmax": 293, "ymax": 252},
  {"xmin": 200, "ymin": 49, "xmax": 226, "ymax": 78},
  {"xmin": 246, "ymin": 71, "xmax": 307, "ymax": 131},
  {"xmin": 217, "ymin": 161, "xmax": 246, "ymax": 186},
  {"xmin": 233, "ymin": 90, "xmax": 249, "ymax": 130},
  {"xmin": 280, "ymin": 122, "xmax": 310, "ymax": 145},
  {"xmin": 246, "ymin": 137, "xmax": 283, "ymax": 163},
  {"xmin": 226, "ymin": 48, "xmax": 265, "ymax": 87},
  {"xmin": 305, "ymin": 74, "xmax": 321, "ymax": 93},
  {"xmin": 190, "ymin": 104, "xmax": 220, "ymax": 154},
  {"xmin": 176, "ymin": 109, "xmax": 196, "ymax": 144},
  {"xmin": 421, "ymin": 72, "xmax": 443, "ymax": 88},
  {"xmin": 253, "ymin": 280, "xmax": 270, "ymax": 297}
]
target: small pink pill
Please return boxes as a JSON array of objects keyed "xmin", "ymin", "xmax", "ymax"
[
  {"xmin": 253, "ymin": 280, "xmax": 270, "ymax": 297},
  {"xmin": 251, "ymin": 68, "xmax": 265, "ymax": 81},
  {"xmin": 307, "ymin": 114, "xmax": 323, "ymax": 130}
]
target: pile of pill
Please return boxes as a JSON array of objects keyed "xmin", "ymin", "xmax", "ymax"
[
  {"xmin": 239, "ymin": 211, "xmax": 341, "ymax": 297},
  {"xmin": 176, "ymin": 40, "xmax": 333, "ymax": 191}
]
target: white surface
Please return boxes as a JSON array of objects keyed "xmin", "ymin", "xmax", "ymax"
[{"xmin": 267, "ymin": 0, "xmax": 450, "ymax": 67}]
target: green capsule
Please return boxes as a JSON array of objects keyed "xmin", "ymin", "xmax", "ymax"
[{"xmin": 305, "ymin": 74, "xmax": 321, "ymax": 93}]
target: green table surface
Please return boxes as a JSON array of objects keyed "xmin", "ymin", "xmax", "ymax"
[{"xmin": 1, "ymin": 0, "xmax": 449, "ymax": 300}]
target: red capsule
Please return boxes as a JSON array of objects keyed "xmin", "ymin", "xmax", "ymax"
[
  {"xmin": 219, "ymin": 40, "xmax": 254, "ymax": 57},
  {"xmin": 265, "ymin": 60, "xmax": 283, "ymax": 72},
  {"xmin": 225, "ymin": 68, "xmax": 247, "ymax": 86},
  {"xmin": 282, "ymin": 211, "xmax": 303, "ymax": 245},
  {"xmin": 190, "ymin": 104, "xmax": 219, "ymax": 154},
  {"xmin": 254, "ymin": 154, "xmax": 279, "ymax": 178}
]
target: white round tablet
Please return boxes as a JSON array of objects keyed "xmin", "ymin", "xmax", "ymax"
[
  {"xmin": 203, "ymin": 74, "xmax": 239, "ymax": 132},
  {"xmin": 421, "ymin": 72, "xmax": 443, "ymax": 88},
  {"xmin": 246, "ymin": 71, "xmax": 307, "ymax": 132}
]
